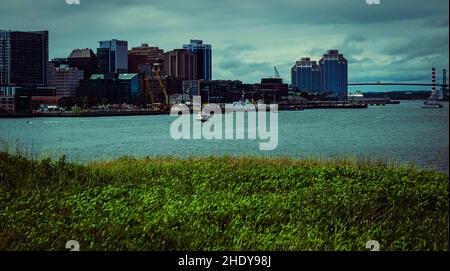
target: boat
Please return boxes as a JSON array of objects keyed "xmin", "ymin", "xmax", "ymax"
[
  {"xmin": 422, "ymin": 88, "xmax": 443, "ymax": 108},
  {"xmin": 195, "ymin": 112, "xmax": 209, "ymax": 122},
  {"xmin": 422, "ymin": 101, "xmax": 443, "ymax": 108},
  {"xmin": 225, "ymin": 99, "xmax": 257, "ymax": 112}
]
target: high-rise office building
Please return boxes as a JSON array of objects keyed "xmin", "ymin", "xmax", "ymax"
[
  {"xmin": 291, "ymin": 57, "xmax": 322, "ymax": 93},
  {"xmin": 319, "ymin": 50, "xmax": 348, "ymax": 101},
  {"xmin": 67, "ymin": 48, "xmax": 98, "ymax": 79},
  {"xmin": 97, "ymin": 39, "xmax": 128, "ymax": 74},
  {"xmin": 164, "ymin": 49, "xmax": 198, "ymax": 80},
  {"xmin": 183, "ymin": 40, "xmax": 212, "ymax": 80},
  {"xmin": 0, "ymin": 30, "xmax": 49, "ymax": 88},
  {"xmin": 291, "ymin": 50, "xmax": 348, "ymax": 100}
]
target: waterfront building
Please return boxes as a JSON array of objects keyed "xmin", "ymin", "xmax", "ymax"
[
  {"xmin": 128, "ymin": 44, "xmax": 164, "ymax": 75},
  {"xmin": 144, "ymin": 76, "xmax": 183, "ymax": 104},
  {"xmin": 97, "ymin": 39, "xmax": 128, "ymax": 74},
  {"xmin": 0, "ymin": 95, "xmax": 32, "ymax": 113},
  {"xmin": 0, "ymin": 96, "xmax": 15, "ymax": 113},
  {"xmin": 255, "ymin": 78, "xmax": 289, "ymax": 103},
  {"xmin": 199, "ymin": 80, "xmax": 243, "ymax": 103},
  {"xmin": 183, "ymin": 40, "xmax": 212, "ymax": 80},
  {"xmin": 13, "ymin": 86, "xmax": 56, "ymax": 97},
  {"xmin": 77, "ymin": 73, "xmax": 140, "ymax": 104},
  {"xmin": 319, "ymin": 50, "xmax": 348, "ymax": 101},
  {"xmin": 47, "ymin": 63, "xmax": 84, "ymax": 97},
  {"xmin": 67, "ymin": 48, "xmax": 98, "ymax": 79},
  {"xmin": 182, "ymin": 80, "xmax": 200, "ymax": 103},
  {"xmin": 164, "ymin": 49, "xmax": 198, "ymax": 80},
  {"xmin": 0, "ymin": 30, "xmax": 49, "ymax": 89},
  {"xmin": 183, "ymin": 79, "xmax": 284, "ymax": 104},
  {"xmin": 291, "ymin": 57, "xmax": 321, "ymax": 93}
]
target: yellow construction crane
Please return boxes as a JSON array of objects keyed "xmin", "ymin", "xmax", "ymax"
[
  {"xmin": 153, "ymin": 64, "xmax": 169, "ymax": 105},
  {"xmin": 141, "ymin": 75, "xmax": 154, "ymax": 105}
]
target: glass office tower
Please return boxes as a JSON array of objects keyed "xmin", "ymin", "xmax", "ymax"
[
  {"xmin": 319, "ymin": 50, "xmax": 348, "ymax": 101},
  {"xmin": 291, "ymin": 57, "xmax": 322, "ymax": 93},
  {"xmin": 183, "ymin": 40, "xmax": 212, "ymax": 80},
  {"xmin": 97, "ymin": 39, "xmax": 128, "ymax": 74}
]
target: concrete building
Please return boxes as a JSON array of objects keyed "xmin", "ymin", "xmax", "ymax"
[
  {"xmin": 67, "ymin": 48, "xmax": 98, "ymax": 79},
  {"xmin": 97, "ymin": 39, "xmax": 128, "ymax": 74},
  {"xmin": 128, "ymin": 43, "xmax": 164, "ymax": 74},
  {"xmin": 0, "ymin": 30, "xmax": 49, "ymax": 89},
  {"xmin": 183, "ymin": 40, "xmax": 212, "ymax": 80},
  {"xmin": 47, "ymin": 63, "xmax": 84, "ymax": 97},
  {"xmin": 164, "ymin": 49, "xmax": 197, "ymax": 80}
]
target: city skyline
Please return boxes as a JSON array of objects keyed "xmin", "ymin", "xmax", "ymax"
[{"xmin": 1, "ymin": 0, "xmax": 449, "ymax": 91}]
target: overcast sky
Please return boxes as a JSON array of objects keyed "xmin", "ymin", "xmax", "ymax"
[{"xmin": 1, "ymin": 0, "xmax": 449, "ymax": 91}]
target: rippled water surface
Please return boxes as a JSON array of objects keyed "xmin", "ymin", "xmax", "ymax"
[{"xmin": 1, "ymin": 100, "xmax": 448, "ymax": 172}]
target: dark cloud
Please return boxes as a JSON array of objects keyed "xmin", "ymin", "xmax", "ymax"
[
  {"xmin": 347, "ymin": 57, "xmax": 371, "ymax": 64},
  {"xmin": 383, "ymin": 34, "xmax": 449, "ymax": 60},
  {"xmin": 0, "ymin": 0, "xmax": 448, "ymax": 85}
]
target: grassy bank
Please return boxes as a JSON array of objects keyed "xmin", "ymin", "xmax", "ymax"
[{"xmin": 0, "ymin": 152, "xmax": 448, "ymax": 251}]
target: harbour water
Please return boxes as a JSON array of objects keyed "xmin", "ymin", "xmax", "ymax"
[{"xmin": 0, "ymin": 100, "xmax": 448, "ymax": 173}]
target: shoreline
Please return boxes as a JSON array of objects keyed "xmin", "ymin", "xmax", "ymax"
[
  {"xmin": 0, "ymin": 103, "xmax": 369, "ymax": 118},
  {"xmin": 0, "ymin": 110, "xmax": 165, "ymax": 118}
]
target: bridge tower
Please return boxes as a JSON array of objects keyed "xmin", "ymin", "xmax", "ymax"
[{"xmin": 431, "ymin": 67, "xmax": 436, "ymax": 94}]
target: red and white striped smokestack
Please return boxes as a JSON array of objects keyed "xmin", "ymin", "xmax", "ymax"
[{"xmin": 432, "ymin": 67, "xmax": 436, "ymax": 93}]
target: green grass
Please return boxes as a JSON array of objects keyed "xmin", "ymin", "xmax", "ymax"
[{"xmin": 0, "ymin": 152, "xmax": 448, "ymax": 251}]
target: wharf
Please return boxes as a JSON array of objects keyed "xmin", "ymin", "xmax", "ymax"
[{"xmin": 0, "ymin": 101, "xmax": 371, "ymax": 118}]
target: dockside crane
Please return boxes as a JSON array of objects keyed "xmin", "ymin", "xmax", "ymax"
[
  {"xmin": 153, "ymin": 63, "xmax": 169, "ymax": 106},
  {"xmin": 274, "ymin": 66, "xmax": 281, "ymax": 79},
  {"xmin": 141, "ymin": 74, "xmax": 154, "ymax": 105}
]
